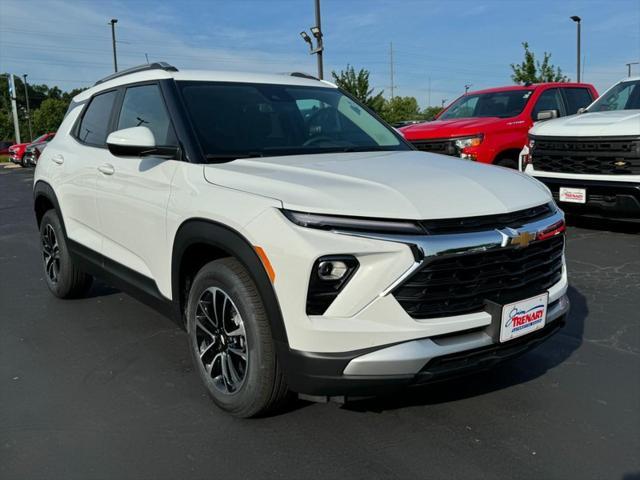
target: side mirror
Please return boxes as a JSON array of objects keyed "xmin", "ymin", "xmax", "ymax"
[
  {"xmin": 536, "ymin": 110, "xmax": 559, "ymax": 121},
  {"xmin": 107, "ymin": 126, "xmax": 157, "ymax": 156}
]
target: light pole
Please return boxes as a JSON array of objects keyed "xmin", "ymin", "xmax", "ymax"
[
  {"xmin": 109, "ymin": 18, "xmax": 118, "ymax": 72},
  {"xmin": 299, "ymin": 0, "xmax": 324, "ymax": 79},
  {"xmin": 441, "ymin": 99, "xmax": 447, "ymax": 108},
  {"xmin": 464, "ymin": 84, "xmax": 472, "ymax": 94},
  {"xmin": 626, "ymin": 62, "xmax": 639, "ymax": 77},
  {"xmin": 570, "ymin": 16, "xmax": 581, "ymax": 82},
  {"xmin": 22, "ymin": 74, "xmax": 33, "ymax": 141}
]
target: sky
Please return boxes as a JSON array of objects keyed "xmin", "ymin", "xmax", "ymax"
[{"xmin": 1, "ymin": 0, "xmax": 639, "ymax": 108}]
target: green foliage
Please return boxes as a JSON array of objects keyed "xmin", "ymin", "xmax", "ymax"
[
  {"xmin": 381, "ymin": 96, "xmax": 422, "ymax": 125},
  {"xmin": 1, "ymin": 74, "xmax": 85, "ymax": 141},
  {"xmin": 32, "ymin": 98, "xmax": 69, "ymax": 134},
  {"xmin": 510, "ymin": 42, "xmax": 569, "ymax": 84},
  {"xmin": 331, "ymin": 65, "xmax": 386, "ymax": 114}
]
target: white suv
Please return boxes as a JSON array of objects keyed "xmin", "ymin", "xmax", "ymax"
[
  {"xmin": 521, "ymin": 77, "xmax": 640, "ymax": 221},
  {"xmin": 34, "ymin": 63, "xmax": 569, "ymax": 417}
]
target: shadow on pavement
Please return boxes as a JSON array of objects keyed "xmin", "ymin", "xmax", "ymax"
[
  {"xmin": 566, "ymin": 214, "xmax": 640, "ymax": 234},
  {"xmin": 339, "ymin": 285, "xmax": 588, "ymax": 414}
]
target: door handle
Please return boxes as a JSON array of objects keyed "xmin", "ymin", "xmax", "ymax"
[
  {"xmin": 98, "ymin": 163, "xmax": 115, "ymax": 175},
  {"xmin": 52, "ymin": 154, "xmax": 64, "ymax": 165}
]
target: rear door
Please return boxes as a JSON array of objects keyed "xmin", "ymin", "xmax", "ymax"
[
  {"xmin": 561, "ymin": 87, "xmax": 596, "ymax": 115},
  {"xmin": 53, "ymin": 89, "xmax": 118, "ymax": 253},
  {"xmin": 94, "ymin": 82, "xmax": 179, "ymax": 287}
]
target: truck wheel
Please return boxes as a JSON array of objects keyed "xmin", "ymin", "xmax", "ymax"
[
  {"xmin": 186, "ymin": 258, "xmax": 289, "ymax": 418},
  {"xmin": 496, "ymin": 158, "xmax": 518, "ymax": 169},
  {"xmin": 40, "ymin": 210, "xmax": 93, "ymax": 298}
]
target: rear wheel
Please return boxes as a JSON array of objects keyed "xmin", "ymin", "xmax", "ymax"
[
  {"xmin": 186, "ymin": 258, "xmax": 289, "ymax": 418},
  {"xmin": 40, "ymin": 210, "xmax": 92, "ymax": 298}
]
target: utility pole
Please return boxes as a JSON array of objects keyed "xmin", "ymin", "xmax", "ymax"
[
  {"xmin": 109, "ymin": 18, "xmax": 118, "ymax": 73},
  {"xmin": 313, "ymin": 0, "xmax": 323, "ymax": 79},
  {"xmin": 464, "ymin": 84, "xmax": 472, "ymax": 94},
  {"xmin": 299, "ymin": 1, "xmax": 324, "ymax": 79},
  {"xmin": 22, "ymin": 74, "xmax": 33, "ymax": 141},
  {"xmin": 570, "ymin": 16, "xmax": 581, "ymax": 82},
  {"xmin": 8, "ymin": 74, "xmax": 21, "ymax": 144},
  {"xmin": 389, "ymin": 42, "xmax": 395, "ymax": 100},
  {"xmin": 626, "ymin": 62, "xmax": 639, "ymax": 77}
]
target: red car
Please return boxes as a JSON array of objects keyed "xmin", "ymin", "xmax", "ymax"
[
  {"xmin": 400, "ymin": 83, "xmax": 598, "ymax": 168},
  {"xmin": 9, "ymin": 133, "xmax": 56, "ymax": 167}
]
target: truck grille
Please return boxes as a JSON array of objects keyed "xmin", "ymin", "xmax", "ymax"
[
  {"xmin": 411, "ymin": 139, "xmax": 456, "ymax": 156},
  {"xmin": 532, "ymin": 137, "xmax": 640, "ymax": 175},
  {"xmin": 393, "ymin": 235, "xmax": 564, "ymax": 319}
]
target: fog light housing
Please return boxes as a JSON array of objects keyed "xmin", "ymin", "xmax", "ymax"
[{"xmin": 307, "ymin": 255, "xmax": 359, "ymax": 315}]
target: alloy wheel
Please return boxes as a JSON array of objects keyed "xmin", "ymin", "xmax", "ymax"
[
  {"xmin": 193, "ymin": 287, "xmax": 249, "ymax": 394},
  {"xmin": 42, "ymin": 224, "xmax": 60, "ymax": 284}
]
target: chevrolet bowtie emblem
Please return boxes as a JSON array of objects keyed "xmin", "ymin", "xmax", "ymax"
[
  {"xmin": 498, "ymin": 228, "xmax": 537, "ymax": 248},
  {"xmin": 614, "ymin": 160, "xmax": 627, "ymax": 167}
]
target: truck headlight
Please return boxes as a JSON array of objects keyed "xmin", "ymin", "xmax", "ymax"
[{"xmin": 454, "ymin": 135, "xmax": 483, "ymax": 150}]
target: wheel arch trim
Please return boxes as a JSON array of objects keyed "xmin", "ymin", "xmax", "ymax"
[{"xmin": 171, "ymin": 218, "xmax": 289, "ymax": 345}]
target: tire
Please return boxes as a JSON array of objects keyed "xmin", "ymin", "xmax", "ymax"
[
  {"xmin": 495, "ymin": 157, "xmax": 518, "ymax": 169},
  {"xmin": 40, "ymin": 210, "xmax": 93, "ymax": 298},
  {"xmin": 186, "ymin": 258, "xmax": 289, "ymax": 418},
  {"xmin": 21, "ymin": 155, "xmax": 29, "ymax": 168}
]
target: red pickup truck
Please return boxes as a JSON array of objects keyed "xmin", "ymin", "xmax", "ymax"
[{"xmin": 400, "ymin": 82, "xmax": 598, "ymax": 168}]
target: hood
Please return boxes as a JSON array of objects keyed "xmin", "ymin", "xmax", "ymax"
[
  {"xmin": 203, "ymin": 151, "xmax": 551, "ymax": 220},
  {"xmin": 9, "ymin": 143, "xmax": 28, "ymax": 151},
  {"xmin": 400, "ymin": 117, "xmax": 506, "ymax": 141},
  {"xmin": 530, "ymin": 110, "xmax": 640, "ymax": 137}
]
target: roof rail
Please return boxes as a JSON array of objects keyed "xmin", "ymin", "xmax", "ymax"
[
  {"xmin": 94, "ymin": 62, "xmax": 178, "ymax": 86},
  {"xmin": 290, "ymin": 72, "xmax": 319, "ymax": 81}
]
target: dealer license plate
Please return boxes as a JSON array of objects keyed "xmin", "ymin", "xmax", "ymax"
[
  {"xmin": 500, "ymin": 293, "xmax": 549, "ymax": 343},
  {"xmin": 559, "ymin": 187, "xmax": 586, "ymax": 204}
]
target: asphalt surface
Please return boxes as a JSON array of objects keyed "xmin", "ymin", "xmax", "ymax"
[{"xmin": 1, "ymin": 165, "xmax": 639, "ymax": 480}]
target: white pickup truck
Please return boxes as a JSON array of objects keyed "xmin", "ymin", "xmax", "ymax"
[{"xmin": 520, "ymin": 77, "xmax": 640, "ymax": 222}]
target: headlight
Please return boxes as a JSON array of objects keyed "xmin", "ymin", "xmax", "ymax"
[
  {"xmin": 454, "ymin": 135, "xmax": 483, "ymax": 149},
  {"xmin": 282, "ymin": 210, "xmax": 424, "ymax": 234}
]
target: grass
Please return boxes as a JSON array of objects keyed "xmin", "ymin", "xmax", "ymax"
[{"xmin": 0, "ymin": 155, "xmax": 10, "ymax": 163}]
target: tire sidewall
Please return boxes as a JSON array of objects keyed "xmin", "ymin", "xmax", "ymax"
[
  {"xmin": 186, "ymin": 260, "xmax": 274, "ymax": 414},
  {"xmin": 40, "ymin": 210, "xmax": 71, "ymax": 297}
]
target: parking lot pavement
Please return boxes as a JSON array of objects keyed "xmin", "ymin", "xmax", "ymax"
[{"xmin": 1, "ymin": 167, "xmax": 639, "ymax": 480}]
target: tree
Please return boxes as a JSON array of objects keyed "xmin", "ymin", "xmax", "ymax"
[
  {"xmin": 511, "ymin": 42, "xmax": 569, "ymax": 84},
  {"xmin": 381, "ymin": 96, "xmax": 422, "ymax": 124},
  {"xmin": 331, "ymin": 65, "xmax": 385, "ymax": 114},
  {"xmin": 32, "ymin": 98, "xmax": 68, "ymax": 134}
]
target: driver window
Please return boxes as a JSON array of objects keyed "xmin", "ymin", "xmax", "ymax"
[
  {"xmin": 532, "ymin": 88, "xmax": 563, "ymax": 119},
  {"xmin": 117, "ymin": 84, "xmax": 177, "ymax": 146}
]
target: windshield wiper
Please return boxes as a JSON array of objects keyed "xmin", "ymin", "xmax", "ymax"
[{"xmin": 205, "ymin": 152, "xmax": 264, "ymax": 162}]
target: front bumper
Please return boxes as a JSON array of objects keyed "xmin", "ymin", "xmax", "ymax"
[
  {"xmin": 282, "ymin": 294, "xmax": 568, "ymax": 396},
  {"xmin": 534, "ymin": 176, "xmax": 640, "ymax": 221}
]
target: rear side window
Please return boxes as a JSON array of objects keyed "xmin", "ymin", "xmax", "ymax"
[
  {"xmin": 563, "ymin": 88, "xmax": 594, "ymax": 114},
  {"xmin": 532, "ymin": 88, "xmax": 564, "ymax": 119},
  {"xmin": 117, "ymin": 84, "xmax": 176, "ymax": 146},
  {"xmin": 77, "ymin": 90, "xmax": 117, "ymax": 146}
]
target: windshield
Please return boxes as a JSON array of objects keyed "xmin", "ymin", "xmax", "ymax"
[
  {"xmin": 178, "ymin": 81, "xmax": 407, "ymax": 160},
  {"xmin": 439, "ymin": 89, "xmax": 533, "ymax": 120},
  {"xmin": 588, "ymin": 80, "xmax": 640, "ymax": 112}
]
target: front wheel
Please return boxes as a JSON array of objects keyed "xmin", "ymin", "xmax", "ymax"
[
  {"xmin": 495, "ymin": 157, "xmax": 518, "ymax": 169},
  {"xmin": 186, "ymin": 258, "xmax": 289, "ymax": 418}
]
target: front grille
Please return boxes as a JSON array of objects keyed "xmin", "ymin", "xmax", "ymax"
[
  {"xmin": 532, "ymin": 137, "xmax": 640, "ymax": 175},
  {"xmin": 411, "ymin": 139, "xmax": 456, "ymax": 156},
  {"xmin": 393, "ymin": 235, "xmax": 564, "ymax": 319},
  {"xmin": 420, "ymin": 203, "xmax": 553, "ymax": 235}
]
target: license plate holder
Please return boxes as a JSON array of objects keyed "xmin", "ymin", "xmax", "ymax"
[
  {"xmin": 559, "ymin": 187, "xmax": 586, "ymax": 204},
  {"xmin": 484, "ymin": 293, "xmax": 549, "ymax": 343}
]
